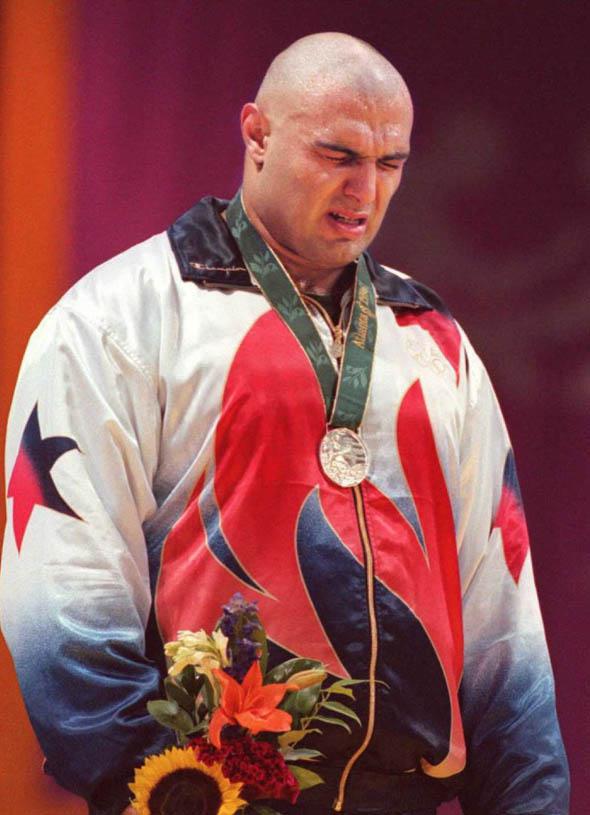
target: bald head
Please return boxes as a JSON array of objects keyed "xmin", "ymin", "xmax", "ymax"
[
  {"xmin": 256, "ymin": 32, "xmax": 411, "ymax": 121},
  {"xmin": 239, "ymin": 33, "xmax": 414, "ymax": 282}
]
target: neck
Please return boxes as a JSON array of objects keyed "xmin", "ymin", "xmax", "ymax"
[
  {"xmin": 290, "ymin": 268, "xmax": 348, "ymax": 296},
  {"xmin": 240, "ymin": 200, "xmax": 348, "ymax": 296}
]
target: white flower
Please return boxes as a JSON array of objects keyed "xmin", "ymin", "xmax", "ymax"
[{"xmin": 164, "ymin": 628, "xmax": 230, "ymax": 704}]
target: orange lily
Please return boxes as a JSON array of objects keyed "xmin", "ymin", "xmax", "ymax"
[{"xmin": 209, "ymin": 661, "xmax": 297, "ymax": 747}]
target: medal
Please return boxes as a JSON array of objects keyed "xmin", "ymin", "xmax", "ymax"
[
  {"xmin": 225, "ymin": 191, "xmax": 377, "ymax": 488},
  {"xmin": 319, "ymin": 428, "xmax": 370, "ymax": 488}
]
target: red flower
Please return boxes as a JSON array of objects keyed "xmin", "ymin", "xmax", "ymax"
[
  {"xmin": 209, "ymin": 660, "xmax": 296, "ymax": 747},
  {"xmin": 192, "ymin": 736, "xmax": 300, "ymax": 804}
]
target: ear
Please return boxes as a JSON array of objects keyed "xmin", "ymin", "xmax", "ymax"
[{"xmin": 240, "ymin": 103, "xmax": 269, "ymax": 167}]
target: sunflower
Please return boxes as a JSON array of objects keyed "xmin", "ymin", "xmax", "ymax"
[{"xmin": 129, "ymin": 746, "xmax": 246, "ymax": 815}]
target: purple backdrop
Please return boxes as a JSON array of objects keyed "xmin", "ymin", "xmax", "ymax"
[{"xmin": 71, "ymin": 2, "xmax": 589, "ymax": 811}]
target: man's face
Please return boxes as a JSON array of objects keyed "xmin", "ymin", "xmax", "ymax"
[{"xmin": 251, "ymin": 88, "xmax": 413, "ymax": 272}]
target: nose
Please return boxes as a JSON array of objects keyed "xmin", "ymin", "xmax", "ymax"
[{"xmin": 343, "ymin": 161, "xmax": 377, "ymax": 206}]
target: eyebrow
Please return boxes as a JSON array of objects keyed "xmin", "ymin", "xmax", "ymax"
[{"xmin": 314, "ymin": 140, "xmax": 410, "ymax": 162}]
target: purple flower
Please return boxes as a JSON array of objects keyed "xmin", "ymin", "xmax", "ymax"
[{"xmin": 219, "ymin": 593, "xmax": 263, "ymax": 681}]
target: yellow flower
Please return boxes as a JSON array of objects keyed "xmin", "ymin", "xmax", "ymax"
[
  {"xmin": 165, "ymin": 629, "xmax": 213, "ymax": 660},
  {"xmin": 165, "ymin": 629, "xmax": 229, "ymax": 674},
  {"xmin": 288, "ymin": 668, "xmax": 327, "ymax": 690},
  {"xmin": 164, "ymin": 629, "xmax": 230, "ymax": 703},
  {"xmin": 129, "ymin": 746, "xmax": 246, "ymax": 815},
  {"xmin": 168, "ymin": 651, "xmax": 221, "ymax": 678}
]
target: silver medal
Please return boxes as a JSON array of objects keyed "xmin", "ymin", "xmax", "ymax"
[{"xmin": 319, "ymin": 428, "xmax": 370, "ymax": 488}]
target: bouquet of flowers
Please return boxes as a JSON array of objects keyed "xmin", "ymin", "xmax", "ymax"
[{"xmin": 129, "ymin": 594, "xmax": 361, "ymax": 815}]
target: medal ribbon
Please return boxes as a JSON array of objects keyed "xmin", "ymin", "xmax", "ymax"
[{"xmin": 225, "ymin": 191, "xmax": 377, "ymax": 430}]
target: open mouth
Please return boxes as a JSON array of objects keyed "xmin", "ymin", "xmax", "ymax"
[{"xmin": 329, "ymin": 211, "xmax": 367, "ymax": 227}]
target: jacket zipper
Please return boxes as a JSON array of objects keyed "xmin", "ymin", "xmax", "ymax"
[
  {"xmin": 305, "ymin": 294, "xmax": 379, "ymax": 811},
  {"xmin": 333, "ymin": 483, "xmax": 379, "ymax": 812}
]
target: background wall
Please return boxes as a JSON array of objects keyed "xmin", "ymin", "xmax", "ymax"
[{"xmin": 1, "ymin": 2, "xmax": 588, "ymax": 812}]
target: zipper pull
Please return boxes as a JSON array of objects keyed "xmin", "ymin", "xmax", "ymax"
[{"xmin": 332, "ymin": 326, "xmax": 344, "ymax": 359}]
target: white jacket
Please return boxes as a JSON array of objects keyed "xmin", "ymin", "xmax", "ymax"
[{"xmin": 1, "ymin": 197, "xmax": 569, "ymax": 814}]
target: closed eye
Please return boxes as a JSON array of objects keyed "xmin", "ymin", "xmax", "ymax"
[
  {"xmin": 317, "ymin": 143, "xmax": 407, "ymax": 171},
  {"xmin": 378, "ymin": 160, "xmax": 402, "ymax": 171},
  {"xmin": 323, "ymin": 154, "xmax": 355, "ymax": 165},
  {"xmin": 323, "ymin": 154, "xmax": 402, "ymax": 171}
]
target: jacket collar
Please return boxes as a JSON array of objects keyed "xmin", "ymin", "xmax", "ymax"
[{"xmin": 167, "ymin": 196, "xmax": 431, "ymax": 310}]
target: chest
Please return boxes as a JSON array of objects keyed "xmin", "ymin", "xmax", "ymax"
[{"xmin": 154, "ymin": 287, "xmax": 465, "ymax": 512}]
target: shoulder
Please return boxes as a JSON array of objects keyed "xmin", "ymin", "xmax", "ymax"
[
  {"xmin": 369, "ymin": 258, "xmax": 454, "ymax": 317},
  {"xmin": 42, "ymin": 232, "xmax": 181, "ymax": 374},
  {"xmin": 28, "ymin": 233, "xmax": 180, "ymax": 379},
  {"xmin": 59, "ymin": 231, "xmax": 177, "ymax": 327},
  {"xmin": 372, "ymin": 260, "xmax": 486, "ymax": 389}
]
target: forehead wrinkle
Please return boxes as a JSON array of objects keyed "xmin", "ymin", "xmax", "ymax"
[
  {"xmin": 293, "ymin": 106, "xmax": 411, "ymax": 157},
  {"xmin": 270, "ymin": 88, "xmax": 412, "ymax": 145}
]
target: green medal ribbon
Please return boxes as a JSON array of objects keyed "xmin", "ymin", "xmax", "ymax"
[{"xmin": 225, "ymin": 191, "xmax": 377, "ymax": 433}]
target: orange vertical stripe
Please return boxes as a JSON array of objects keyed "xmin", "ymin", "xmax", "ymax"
[{"xmin": 0, "ymin": 2, "xmax": 84, "ymax": 812}]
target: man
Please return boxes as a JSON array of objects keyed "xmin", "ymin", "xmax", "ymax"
[{"xmin": 1, "ymin": 32, "xmax": 569, "ymax": 815}]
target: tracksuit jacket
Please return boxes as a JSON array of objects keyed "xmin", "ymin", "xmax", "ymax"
[{"xmin": 1, "ymin": 197, "xmax": 569, "ymax": 814}]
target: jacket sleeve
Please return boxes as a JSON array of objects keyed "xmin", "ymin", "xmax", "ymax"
[
  {"xmin": 0, "ymin": 304, "xmax": 175, "ymax": 814},
  {"xmin": 456, "ymin": 331, "xmax": 570, "ymax": 814}
]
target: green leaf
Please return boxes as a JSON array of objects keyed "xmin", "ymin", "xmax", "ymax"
[
  {"xmin": 164, "ymin": 677, "xmax": 195, "ymax": 715},
  {"xmin": 326, "ymin": 685, "xmax": 354, "ymax": 698},
  {"xmin": 289, "ymin": 765, "xmax": 325, "ymax": 790},
  {"xmin": 279, "ymin": 692, "xmax": 301, "ymax": 730},
  {"xmin": 201, "ymin": 675, "xmax": 216, "ymax": 712},
  {"xmin": 147, "ymin": 698, "xmax": 178, "ymax": 719},
  {"xmin": 265, "ymin": 658, "xmax": 322, "ymax": 685},
  {"xmin": 294, "ymin": 684, "xmax": 321, "ymax": 715},
  {"xmin": 186, "ymin": 720, "xmax": 208, "ymax": 736},
  {"xmin": 281, "ymin": 683, "xmax": 321, "ymax": 725},
  {"xmin": 251, "ymin": 626, "xmax": 269, "ymax": 675},
  {"xmin": 147, "ymin": 700, "xmax": 195, "ymax": 734},
  {"xmin": 330, "ymin": 678, "xmax": 367, "ymax": 687},
  {"xmin": 179, "ymin": 665, "xmax": 205, "ymax": 698},
  {"xmin": 324, "ymin": 682, "xmax": 354, "ymax": 699},
  {"xmin": 329, "ymin": 676, "xmax": 389, "ymax": 691},
  {"xmin": 278, "ymin": 729, "xmax": 305, "ymax": 748},
  {"xmin": 197, "ymin": 702, "xmax": 210, "ymax": 720},
  {"xmin": 250, "ymin": 804, "xmax": 285, "ymax": 815},
  {"xmin": 312, "ymin": 714, "xmax": 352, "ymax": 734},
  {"xmin": 319, "ymin": 700, "xmax": 361, "ymax": 726},
  {"xmin": 278, "ymin": 728, "xmax": 321, "ymax": 748},
  {"xmin": 281, "ymin": 747, "xmax": 324, "ymax": 762}
]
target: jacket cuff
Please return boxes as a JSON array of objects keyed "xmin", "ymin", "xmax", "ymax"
[{"xmin": 88, "ymin": 774, "xmax": 133, "ymax": 815}]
